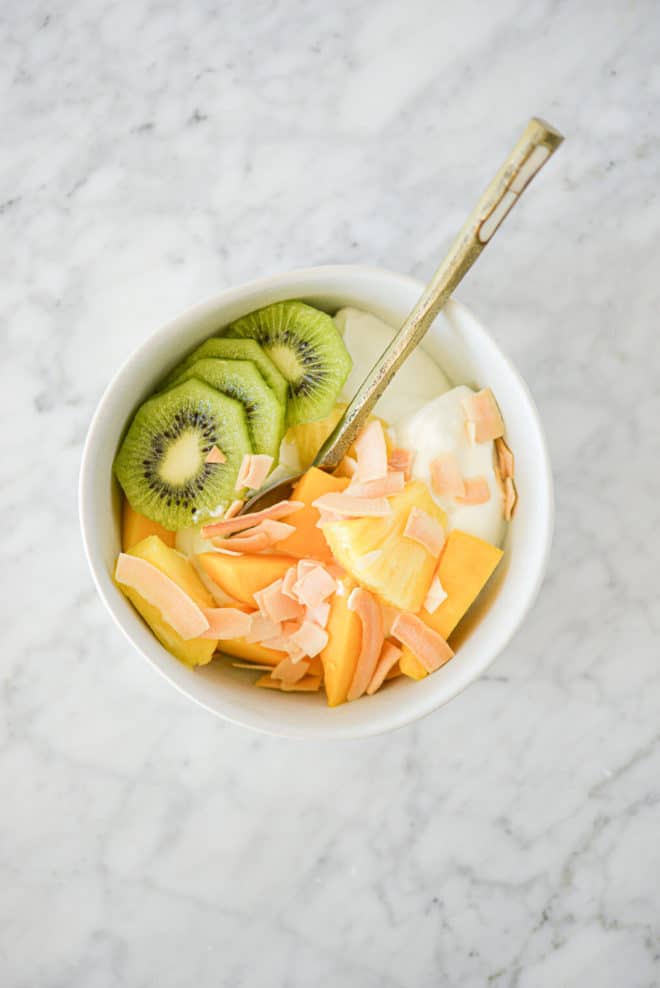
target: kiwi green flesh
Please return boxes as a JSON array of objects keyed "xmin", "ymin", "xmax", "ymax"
[
  {"xmin": 160, "ymin": 337, "xmax": 288, "ymax": 407},
  {"xmin": 114, "ymin": 379, "xmax": 253, "ymax": 530},
  {"xmin": 227, "ymin": 300, "xmax": 352, "ymax": 426},
  {"xmin": 165, "ymin": 358, "xmax": 285, "ymax": 458}
]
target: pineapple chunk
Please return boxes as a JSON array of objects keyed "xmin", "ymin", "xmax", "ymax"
[
  {"xmin": 116, "ymin": 535, "xmax": 217, "ymax": 667},
  {"xmin": 322, "ymin": 481, "xmax": 447, "ymax": 613},
  {"xmin": 286, "ymin": 404, "xmax": 347, "ymax": 469}
]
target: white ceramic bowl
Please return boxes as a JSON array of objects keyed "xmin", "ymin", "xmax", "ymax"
[{"xmin": 79, "ymin": 265, "xmax": 553, "ymax": 739}]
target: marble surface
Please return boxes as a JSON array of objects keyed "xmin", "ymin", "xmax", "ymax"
[{"xmin": 2, "ymin": 0, "xmax": 659, "ymax": 984}]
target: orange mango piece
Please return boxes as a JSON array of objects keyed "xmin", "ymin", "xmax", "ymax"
[
  {"xmin": 217, "ymin": 637, "xmax": 286, "ymax": 667},
  {"xmin": 319, "ymin": 585, "xmax": 362, "ymax": 706},
  {"xmin": 122, "ymin": 499, "xmax": 176, "ymax": 551},
  {"xmin": 275, "ymin": 467, "xmax": 349, "ymax": 562},
  {"xmin": 399, "ymin": 646, "xmax": 428, "ymax": 680},
  {"xmin": 400, "ymin": 530, "xmax": 503, "ymax": 680},
  {"xmin": 197, "ymin": 552, "xmax": 298, "ymax": 606}
]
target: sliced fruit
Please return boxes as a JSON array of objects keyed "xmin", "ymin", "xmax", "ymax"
[
  {"xmin": 227, "ymin": 301, "xmax": 352, "ymax": 425},
  {"xmin": 400, "ymin": 531, "xmax": 503, "ymax": 681},
  {"xmin": 346, "ymin": 587, "xmax": 384, "ymax": 701},
  {"xmin": 116, "ymin": 535, "xmax": 216, "ymax": 666},
  {"xmin": 286, "ymin": 403, "xmax": 346, "ymax": 469},
  {"xmin": 391, "ymin": 612, "xmax": 453, "ymax": 672},
  {"xmin": 255, "ymin": 673, "xmax": 321, "ymax": 692},
  {"xmin": 420, "ymin": 530, "xmax": 503, "ymax": 640},
  {"xmin": 114, "ymin": 379, "xmax": 252, "ymax": 530},
  {"xmin": 216, "ymin": 636, "xmax": 286, "ymax": 667},
  {"xmin": 275, "ymin": 467, "xmax": 350, "ymax": 562},
  {"xmin": 399, "ymin": 645, "xmax": 428, "ymax": 680},
  {"xmin": 319, "ymin": 584, "xmax": 362, "ymax": 707},
  {"xmin": 121, "ymin": 498, "xmax": 175, "ymax": 551},
  {"xmin": 161, "ymin": 337, "xmax": 288, "ymax": 406},
  {"xmin": 366, "ymin": 641, "xmax": 403, "ymax": 695},
  {"xmin": 197, "ymin": 552, "xmax": 298, "ymax": 606},
  {"xmin": 165, "ymin": 358, "xmax": 285, "ymax": 457},
  {"xmin": 322, "ymin": 481, "xmax": 447, "ymax": 612},
  {"xmin": 116, "ymin": 553, "xmax": 210, "ymax": 639}
]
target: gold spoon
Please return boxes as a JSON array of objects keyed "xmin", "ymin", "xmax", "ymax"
[{"xmin": 244, "ymin": 116, "xmax": 563, "ymax": 514}]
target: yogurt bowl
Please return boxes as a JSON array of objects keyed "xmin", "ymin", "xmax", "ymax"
[{"xmin": 79, "ymin": 265, "xmax": 553, "ymax": 739}]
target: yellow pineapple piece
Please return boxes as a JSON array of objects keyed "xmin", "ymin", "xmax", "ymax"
[
  {"xmin": 286, "ymin": 404, "xmax": 347, "ymax": 469},
  {"xmin": 116, "ymin": 535, "xmax": 217, "ymax": 667},
  {"xmin": 322, "ymin": 481, "xmax": 446, "ymax": 613}
]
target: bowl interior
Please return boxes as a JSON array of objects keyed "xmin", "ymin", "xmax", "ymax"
[{"xmin": 80, "ymin": 266, "xmax": 552, "ymax": 738}]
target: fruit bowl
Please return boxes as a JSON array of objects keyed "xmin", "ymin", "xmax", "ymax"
[{"xmin": 79, "ymin": 265, "xmax": 553, "ymax": 738}]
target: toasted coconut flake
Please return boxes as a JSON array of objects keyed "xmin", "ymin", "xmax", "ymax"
[
  {"xmin": 205, "ymin": 445, "xmax": 226, "ymax": 465},
  {"xmin": 455, "ymin": 476, "xmax": 491, "ymax": 505},
  {"xmin": 272, "ymin": 657, "xmax": 310, "ymax": 684},
  {"xmin": 312, "ymin": 492, "xmax": 391, "ymax": 518},
  {"xmin": 391, "ymin": 612, "xmax": 453, "ymax": 672},
  {"xmin": 201, "ymin": 500, "xmax": 304, "ymax": 538},
  {"xmin": 115, "ymin": 554, "xmax": 209, "ymax": 640},
  {"xmin": 494, "ymin": 437, "xmax": 515, "ymax": 479},
  {"xmin": 366, "ymin": 641, "xmax": 403, "ymax": 695},
  {"xmin": 305, "ymin": 601, "xmax": 331, "ymax": 628},
  {"xmin": 354, "ymin": 420, "xmax": 388, "ymax": 484},
  {"xmin": 253, "ymin": 519, "xmax": 297, "ymax": 543},
  {"xmin": 281, "ymin": 566, "xmax": 299, "ymax": 600},
  {"xmin": 388, "ymin": 446, "xmax": 415, "ymax": 480},
  {"xmin": 347, "ymin": 471, "xmax": 405, "ymax": 498},
  {"xmin": 430, "ymin": 453, "xmax": 466, "ymax": 498},
  {"xmin": 223, "ymin": 499, "xmax": 245, "ymax": 520},
  {"xmin": 293, "ymin": 565, "xmax": 336, "ymax": 608},
  {"xmin": 504, "ymin": 476, "xmax": 517, "ymax": 520},
  {"xmin": 231, "ymin": 662, "xmax": 274, "ymax": 671},
  {"xmin": 256, "ymin": 579, "xmax": 305, "ymax": 623},
  {"xmin": 235, "ymin": 453, "xmax": 274, "ymax": 491},
  {"xmin": 290, "ymin": 620, "xmax": 329, "ymax": 658},
  {"xmin": 462, "ymin": 388, "xmax": 505, "ymax": 444},
  {"xmin": 347, "ymin": 587, "xmax": 385, "ymax": 701},
  {"xmin": 244, "ymin": 613, "xmax": 281, "ymax": 643},
  {"xmin": 403, "ymin": 507, "xmax": 445, "ymax": 557},
  {"xmin": 201, "ymin": 607, "xmax": 252, "ymax": 640},
  {"xmin": 423, "ymin": 576, "xmax": 447, "ymax": 615},
  {"xmin": 211, "ymin": 531, "xmax": 272, "ymax": 553}
]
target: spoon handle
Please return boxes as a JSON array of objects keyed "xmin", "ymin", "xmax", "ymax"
[{"xmin": 314, "ymin": 116, "xmax": 564, "ymax": 471}]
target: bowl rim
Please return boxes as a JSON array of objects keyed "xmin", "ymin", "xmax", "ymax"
[{"xmin": 79, "ymin": 263, "xmax": 554, "ymax": 738}]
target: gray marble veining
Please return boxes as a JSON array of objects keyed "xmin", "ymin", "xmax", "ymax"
[{"xmin": 1, "ymin": 0, "xmax": 659, "ymax": 985}]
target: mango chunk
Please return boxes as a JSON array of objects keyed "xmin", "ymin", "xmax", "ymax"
[
  {"xmin": 217, "ymin": 637, "xmax": 286, "ymax": 667},
  {"xmin": 121, "ymin": 499, "xmax": 176, "ymax": 551},
  {"xmin": 400, "ymin": 530, "xmax": 503, "ymax": 680},
  {"xmin": 275, "ymin": 468, "xmax": 349, "ymax": 562},
  {"xmin": 197, "ymin": 552, "xmax": 298, "ymax": 606},
  {"xmin": 116, "ymin": 535, "xmax": 217, "ymax": 666},
  {"xmin": 319, "ymin": 584, "xmax": 362, "ymax": 706}
]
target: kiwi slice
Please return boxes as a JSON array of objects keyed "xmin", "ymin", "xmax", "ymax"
[
  {"xmin": 114, "ymin": 379, "xmax": 252, "ymax": 530},
  {"xmin": 161, "ymin": 338, "xmax": 288, "ymax": 407},
  {"xmin": 166, "ymin": 358, "xmax": 285, "ymax": 458},
  {"xmin": 226, "ymin": 301, "xmax": 352, "ymax": 426}
]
